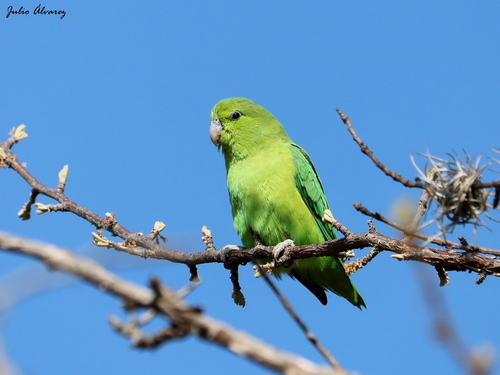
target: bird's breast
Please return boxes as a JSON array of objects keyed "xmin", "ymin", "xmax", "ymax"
[{"xmin": 226, "ymin": 148, "xmax": 321, "ymax": 248}]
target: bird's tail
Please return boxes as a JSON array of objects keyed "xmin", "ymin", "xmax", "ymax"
[{"xmin": 289, "ymin": 257, "xmax": 366, "ymax": 308}]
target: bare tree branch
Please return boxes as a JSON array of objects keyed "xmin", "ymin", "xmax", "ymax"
[
  {"xmin": 0, "ymin": 232, "xmax": 342, "ymax": 375},
  {"xmin": 353, "ymin": 203, "xmax": 500, "ymax": 257},
  {"xmin": 2, "ymin": 129, "xmax": 500, "ymax": 285},
  {"xmin": 2, "ymin": 108, "xmax": 499, "ymax": 375},
  {"xmin": 335, "ymin": 109, "xmax": 500, "ymax": 191},
  {"xmin": 335, "ymin": 108, "xmax": 424, "ymax": 188}
]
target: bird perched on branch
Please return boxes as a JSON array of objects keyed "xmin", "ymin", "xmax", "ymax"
[{"xmin": 210, "ymin": 97, "xmax": 365, "ymax": 308}]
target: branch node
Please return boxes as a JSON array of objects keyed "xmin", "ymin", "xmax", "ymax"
[
  {"xmin": 188, "ymin": 265, "xmax": 201, "ymax": 283},
  {"xmin": 229, "ymin": 264, "xmax": 245, "ymax": 307},
  {"xmin": 92, "ymin": 231, "xmax": 112, "ymax": 247},
  {"xmin": 103, "ymin": 212, "xmax": 117, "ymax": 225},
  {"xmin": 391, "ymin": 254, "xmax": 406, "ymax": 261},
  {"xmin": 17, "ymin": 189, "xmax": 39, "ymax": 220},
  {"xmin": 11, "ymin": 124, "xmax": 29, "ymax": 143},
  {"xmin": 56, "ymin": 164, "xmax": 69, "ymax": 192},
  {"xmin": 476, "ymin": 272, "xmax": 487, "ymax": 285},
  {"xmin": 201, "ymin": 225, "xmax": 216, "ymax": 251},
  {"xmin": 345, "ymin": 246, "xmax": 382, "ymax": 275},
  {"xmin": 368, "ymin": 220, "xmax": 377, "ymax": 233},
  {"xmin": 435, "ymin": 266, "xmax": 450, "ymax": 286},
  {"xmin": 34, "ymin": 202, "xmax": 52, "ymax": 215},
  {"xmin": 322, "ymin": 209, "xmax": 351, "ymax": 236},
  {"xmin": 147, "ymin": 221, "xmax": 167, "ymax": 243}
]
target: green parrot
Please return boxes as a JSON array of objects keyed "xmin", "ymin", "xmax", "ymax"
[{"xmin": 210, "ymin": 97, "xmax": 365, "ymax": 308}]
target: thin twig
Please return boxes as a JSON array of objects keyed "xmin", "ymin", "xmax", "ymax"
[
  {"xmin": 407, "ymin": 190, "xmax": 430, "ymax": 234},
  {"xmin": 336, "ymin": 109, "xmax": 424, "ymax": 188},
  {"xmin": 345, "ymin": 246, "xmax": 382, "ymax": 275},
  {"xmin": 17, "ymin": 189, "xmax": 39, "ymax": 220},
  {"xmin": 108, "ymin": 315, "xmax": 189, "ymax": 349},
  {"xmin": 354, "ymin": 203, "xmax": 500, "ymax": 257}
]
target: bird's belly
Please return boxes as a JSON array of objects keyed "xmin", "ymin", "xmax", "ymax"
[{"xmin": 228, "ymin": 165, "xmax": 323, "ymax": 248}]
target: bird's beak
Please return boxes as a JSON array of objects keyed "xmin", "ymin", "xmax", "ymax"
[{"xmin": 209, "ymin": 118, "xmax": 222, "ymax": 147}]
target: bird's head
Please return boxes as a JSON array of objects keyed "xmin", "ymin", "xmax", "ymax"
[{"xmin": 210, "ymin": 98, "xmax": 288, "ymax": 160}]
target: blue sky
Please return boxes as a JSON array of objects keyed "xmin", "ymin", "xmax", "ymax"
[{"xmin": 1, "ymin": 1, "xmax": 500, "ymax": 374}]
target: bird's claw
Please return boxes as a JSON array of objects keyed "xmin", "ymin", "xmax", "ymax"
[
  {"xmin": 219, "ymin": 244, "xmax": 245, "ymax": 263},
  {"xmin": 272, "ymin": 239, "xmax": 294, "ymax": 267},
  {"xmin": 252, "ymin": 239, "xmax": 295, "ymax": 278}
]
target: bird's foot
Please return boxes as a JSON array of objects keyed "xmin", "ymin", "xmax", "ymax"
[
  {"xmin": 219, "ymin": 244, "xmax": 245, "ymax": 263},
  {"xmin": 253, "ymin": 239, "xmax": 295, "ymax": 277},
  {"xmin": 272, "ymin": 239, "xmax": 294, "ymax": 266}
]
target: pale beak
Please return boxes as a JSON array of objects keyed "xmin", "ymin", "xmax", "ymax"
[{"xmin": 209, "ymin": 119, "xmax": 222, "ymax": 146}]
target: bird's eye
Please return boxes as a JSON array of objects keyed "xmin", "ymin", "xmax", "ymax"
[{"xmin": 229, "ymin": 111, "xmax": 242, "ymax": 121}]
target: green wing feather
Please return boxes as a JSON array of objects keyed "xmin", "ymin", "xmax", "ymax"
[
  {"xmin": 290, "ymin": 144, "xmax": 337, "ymax": 242},
  {"xmin": 290, "ymin": 144, "xmax": 366, "ymax": 309}
]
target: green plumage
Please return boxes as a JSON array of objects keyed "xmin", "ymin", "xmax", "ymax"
[{"xmin": 210, "ymin": 97, "xmax": 365, "ymax": 308}]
